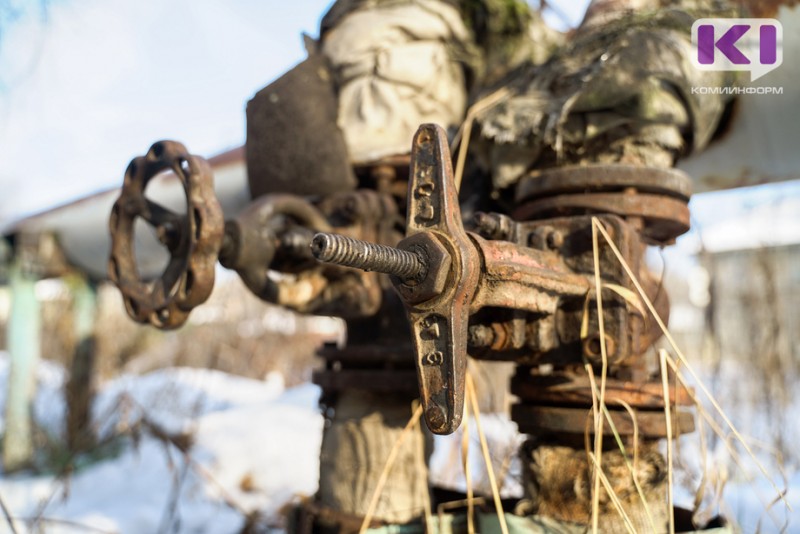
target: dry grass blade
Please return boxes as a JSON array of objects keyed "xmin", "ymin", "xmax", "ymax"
[
  {"xmin": 358, "ymin": 404, "xmax": 424, "ymax": 534},
  {"xmin": 601, "ymin": 283, "xmax": 647, "ymax": 317},
  {"xmin": 437, "ymin": 497, "xmax": 487, "ymax": 532},
  {"xmin": 693, "ymin": 414, "xmax": 711, "ymax": 523},
  {"xmin": 462, "ymin": 390, "xmax": 475, "ymax": 534},
  {"xmin": 452, "ymin": 88, "xmax": 511, "ymax": 191},
  {"xmin": 496, "ymin": 449, "xmax": 514, "ymax": 497},
  {"xmin": 414, "ymin": 401, "xmax": 434, "ymax": 534},
  {"xmin": 587, "ymin": 452, "xmax": 638, "ymax": 534},
  {"xmin": 580, "ymin": 284, "xmax": 645, "ymax": 339},
  {"xmin": 757, "ymin": 489, "xmax": 790, "ymax": 534},
  {"xmin": 580, "ymin": 290, "xmax": 592, "ymax": 340},
  {"xmin": 613, "ymin": 399, "xmax": 640, "ymax": 473},
  {"xmin": 466, "ymin": 373, "xmax": 509, "ymax": 534},
  {"xmin": 590, "ymin": 219, "xmax": 611, "ymax": 534},
  {"xmin": 586, "ymin": 366, "xmax": 657, "ymax": 533},
  {"xmin": 590, "ymin": 217, "xmax": 791, "ymax": 512},
  {"xmin": 660, "ymin": 350, "xmax": 676, "ymax": 534},
  {"xmin": 664, "ymin": 354, "xmax": 786, "ymax": 531}
]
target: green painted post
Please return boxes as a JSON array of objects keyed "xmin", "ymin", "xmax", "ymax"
[{"xmin": 2, "ymin": 260, "xmax": 41, "ymax": 471}]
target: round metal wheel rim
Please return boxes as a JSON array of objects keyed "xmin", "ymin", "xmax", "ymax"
[{"xmin": 108, "ymin": 141, "xmax": 223, "ymax": 329}]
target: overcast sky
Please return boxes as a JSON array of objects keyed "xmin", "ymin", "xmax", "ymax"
[{"xmin": 0, "ymin": 0, "xmax": 591, "ymax": 224}]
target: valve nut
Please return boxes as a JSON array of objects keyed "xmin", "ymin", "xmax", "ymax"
[{"xmin": 393, "ymin": 232, "xmax": 451, "ymax": 305}]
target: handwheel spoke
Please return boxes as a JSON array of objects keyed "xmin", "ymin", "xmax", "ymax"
[
  {"xmin": 140, "ymin": 198, "xmax": 184, "ymax": 251},
  {"xmin": 140, "ymin": 198, "xmax": 181, "ymax": 227},
  {"xmin": 161, "ymin": 258, "xmax": 186, "ymax": 298}
]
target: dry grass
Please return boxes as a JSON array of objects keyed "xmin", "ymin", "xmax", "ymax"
[{"xmin": 585, "ymin": 217, "xmax": 791, "ymax": 532}]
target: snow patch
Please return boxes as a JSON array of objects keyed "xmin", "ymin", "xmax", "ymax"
[{"xmin": 0, "ymin": 361, "xmax": 323, "ymax": 533}]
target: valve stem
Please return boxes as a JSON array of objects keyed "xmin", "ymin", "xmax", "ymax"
[{"xmin": 311, "ymin": 232, "xmax": 426, "ymax": 281}]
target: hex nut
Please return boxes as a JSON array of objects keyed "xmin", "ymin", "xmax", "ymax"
[{"xmin": 393, "ymin": 232, "xmax": 452, "ymax": 305}]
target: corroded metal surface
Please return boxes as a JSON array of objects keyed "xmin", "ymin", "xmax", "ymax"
[
  {"xmin": 516, "ymin": 164, "xmax": 692, "ymax": 201},
  {"xmin": 515, "ymin": 193, "xmax": 690, "ymax": 243},
  {"xmin": 469, "ymin": 233, "xmax": 590, "ymax": 312},
  {"xmin": 312, "ymin": 125, "xmax": 478, "ymax": 434},
  {"xmin": 511, "ymin": 369, "xmax": 695, "ymax": 409},
  {"xmin": 219, "ymin": 194, "xmax": 331, "ymax": 304},
  {"xmin": 312, "ymin": 369, "xmax": 419, "ymax": 394},
  {"xmin": 310, "ymin": 124, "xmax": 681, "ymax": 435},
  {"xmin": 112, "ymin": 125, "xmax": 688, "ymax": 444},
  {"xmin": 108, "ymin": 141, "xmax": 223, "ymax": 329},
  {"xmin": 399, "ymin": 124, "xmax": 480, "ymax": 435},
  {"xmin": 512, "ymin": 405, "xmax": 695, "ymax": 438},
  {"xmin": 515, "ymin": 164, "xmax": 692, "ymax": 243},
  {"xmin": 311, "ymin": 233, "xmax": 425, "ymax": 281}
]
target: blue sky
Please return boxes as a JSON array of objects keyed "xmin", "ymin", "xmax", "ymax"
[
  {"xmin": 3, "ymin": 1, "xmax": 797, "ymax": 223},
  {"xmin": 1, "ymin": 0, "xmax": 797, "ymax": 257},
  {"xmin": 0, "ymin": 0, "xmax": 591, "ymax": 224},
  {"xmin": 0, "ymin": 0, "xmax": 334, "ymax": 221}
]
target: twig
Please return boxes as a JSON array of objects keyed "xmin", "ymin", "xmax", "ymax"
[
  {"xmin": 0, "ymin": 489, "xmax": 19, "ymax": 534},
  {"xmin": 157, "ymin": 447, "xmax": 192, "ymax": 534},
  {"xmin": 664, "ymin": 355, "xmax": 786, "ymax": 531},
  {"xmin": 138, "ymin": 416, "xmax": 249, "ymax": 518},
  {"xmin": 28, "ymin": 393, "xmax": 134, "ymax": 531},
  {"xmin": 29, "ymin": 431, "xmax": 123, "ymax": 530}
]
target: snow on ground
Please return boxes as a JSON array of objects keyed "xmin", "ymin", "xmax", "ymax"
[
  {"xmin": 0, "ymin": 351, "xmax": 799, "ymax": 533},
  {"xmin": 429, "ymin": 413, "xmax": 525, "ymax": 500},
  {"xmin": 0, "ymin": 353, "xmax": 323, "ymax": 533}
]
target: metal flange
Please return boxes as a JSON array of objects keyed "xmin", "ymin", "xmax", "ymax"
[{"xmin": 514, "ymin": 164, "xmax": 692, "ymax": 243}]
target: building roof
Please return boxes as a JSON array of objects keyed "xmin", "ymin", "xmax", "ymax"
[{"xmin": 3, "ymin": 146, "xmax": 248, "ymax": 280}]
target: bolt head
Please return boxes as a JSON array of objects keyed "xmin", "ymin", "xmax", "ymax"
[
  {"xmin": 393, "ymin": 232, "xmax": 451, "ymax": 305},
  {"xmin": 426, "ymin": 404, "xmax": 447, "ymax": 433},
  {"xmin": 582, "ymin": 334, "xmax": 617, "ymax": 362},
  {"xmin": 546, "ymin": 229, "xmax": 564, "ymax": 249}
]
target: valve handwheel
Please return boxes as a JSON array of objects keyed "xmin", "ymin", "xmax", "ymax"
[{"xmin": 108, "ymin": 141, "xmax": 224, "ymax": 329}]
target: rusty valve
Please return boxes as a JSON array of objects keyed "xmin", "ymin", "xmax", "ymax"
[
  {"xmin": 313, "ymin": 124, "xmax": 601, "ymax": 435},
  {"xmin": 108, "ymin": 141, "xmax": 224, "ymax": 329},
  {"xmin": 313, "ymin": 125, "xmax": 477, "ymax": 435}
]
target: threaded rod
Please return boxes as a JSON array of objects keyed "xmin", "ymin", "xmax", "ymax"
[{"xmin": 311, "ymin": 233, "xmax": 425, "ymax": 281}]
